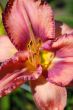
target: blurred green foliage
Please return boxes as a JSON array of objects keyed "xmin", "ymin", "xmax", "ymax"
[
  {"xmin": 0, "ymin": 6, "xmax": 5, "ymax": 35},
  {"xmin": 0, "ymin": 0, "xmax": 7, "ymax": 9},
  {"xmin": 0, "ymin": 0, "xmax": 73, "ymax": 110}
]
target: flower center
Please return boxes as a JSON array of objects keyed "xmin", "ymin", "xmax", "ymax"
[
  {"xmin": 25, "ymin": 21, "xmax": 54, "ymax": 71},
  {"xmin": 26, "ymin": 39, "xmax": 54, "ymax": 71}
]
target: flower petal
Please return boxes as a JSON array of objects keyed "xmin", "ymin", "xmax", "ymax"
[
  {"xmin": 40, "ymin": 40, "xmax": 52, "ymax": 51},
  {"xmin": 55, "ymin": 21, "xmax": 73, "ymax": 37},
  {"xmin": 0, "ymin": 51, "xmax": 42, "ymax": 97},
  {"xmin": 0, "ymin": 36, "xmax": 17, "ymax": 62},
  {"xmin": 61, "ymin": 23, "xmax": 73, "ymax": 35},
  {"xmin": 47, "ymin": 33, "xmax": 73, "ymax": 86},
  {"xmin": 0, "ymin": 65, "xmax": 42, "ymax": 97},
  {"xmin": 0, "ymin": 69, "xmax": 26, "ymax": 97},
  {"xmin": 30, "ymin": 76, "xmax": 67, "ymax": 110},
  {"xmin": 52, "ymin": 33, "xmax": 73, "ymax": 57},
  {"xmin": 0, "ymin": 51, "xmax": 28, "ymax": 96},
  {"xmin": 40, "ymin": 21, "xmax": 73, "ymax": 51},
  {"xmin": 0, "ymin": 51, "xmax": 29, "ymax": 79},
  {"xmin": 3, "ymin": 0, "xmax": 55, "ymax": 50}
]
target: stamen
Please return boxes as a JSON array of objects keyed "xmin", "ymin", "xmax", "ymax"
[{"xmin": 27, "ymin": 38, "xmax": 41, "ymax": 69}]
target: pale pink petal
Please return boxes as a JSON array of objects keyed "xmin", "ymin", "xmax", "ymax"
[
  {"xmin": 47, "ymin": 33, "xmax": 73, "ymax": 86},
  {"xmin": 61, "ymin": 23, "xmax": 73, "ymax": 34},
  {"xmin": 3, "ymin": 0, "xmax": 55, "ymax": 50},
  {"xmin": 55, "ymin": 21, "xmax": 73, "ymax": 37},
  {"xmin": 0, "ymin": 36, "xmax": 17, "ymax": 62},
  {"xmin": 30, "ymin": 76, "xmax": 67, "ymax": 110}
]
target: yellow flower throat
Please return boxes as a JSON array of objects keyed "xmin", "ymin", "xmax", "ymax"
[{"xmin": 26, "ymin": 39, "xmax": 54, "ymax": 71}]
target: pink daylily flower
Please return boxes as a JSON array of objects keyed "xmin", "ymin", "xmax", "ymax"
[{"xmin": 0, "ymin": 0, "xmax": 73, "ymax": 109}]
